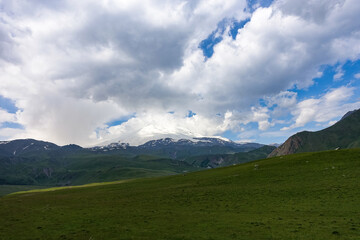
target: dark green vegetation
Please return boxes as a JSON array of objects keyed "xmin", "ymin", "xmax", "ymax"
[
  {"xmin": 1, "ymin": 149, "xmax": 359, "ymax": 239},
  {"xmin": 270, "ymin": 108, "xmax": 360, "ymax": 157}
]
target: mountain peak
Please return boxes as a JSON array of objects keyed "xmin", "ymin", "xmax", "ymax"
[
  {"xmin": 341, "ymin": 108, "xmax": 359, "ymax": 120},
  {"xmin": 0, "ymin": 139, "xmax": 60, "ymax": 157}
]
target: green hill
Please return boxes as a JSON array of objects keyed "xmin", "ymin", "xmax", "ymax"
[
  {"xmin": 269, "ymin": 109, "xmax": 360, "ymax": 157},
  {"xmin": 1, "ymin": 149, "xmax": 359, "ymax": 239}
]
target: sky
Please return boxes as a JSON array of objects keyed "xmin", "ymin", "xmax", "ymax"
[{"xmin": 1, "ymin": 0, "xmax": 360, "ymax": 146}]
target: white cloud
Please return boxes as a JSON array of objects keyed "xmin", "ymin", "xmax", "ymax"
[
  {"xmin": 264, "ymin": 91, "xmax": 298, "ymax": 118},
  {"xmin": 0, "ymin": 0, "xmax": 360, "ymax": 145},
  {"xmin": 15, "ymin": 93, "xmax": 128, "ymax": 146},
  {"xmin": 251, "ymin": 107, "xmax": 272, "ymax": 131},
  {"xmin": 0, "ymin": 128, "xmax": 25, "ymax": 139},
  {"xmin": 266, "ymin": 91, "xmax": 298, "ymax": 109},
  {"xmin": 282, "ymin": 86, "xmax": 360, "ymax": 130},
  {"xmin": 355, "ymin": 73, "xmax": 360, "ymax": 79},
  {"xmin": 95, "ymin": 111, "xmax": 227, "ymax": 146},
  {"xmin": 333, "ymin": 65, "xmax": 344, "ymax": 81},
  {"xmin": 0, "ymin": 108, "xmax": 16, "ymax": 123}
]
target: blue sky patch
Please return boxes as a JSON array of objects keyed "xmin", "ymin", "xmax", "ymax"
[
  {"xmin": 247, "ymin": 0, "xmax": 274, "ymax": 12},
  {"xmin": 187, "ymin": 110, "xmax": 196, "ymax": 118},
  {"xmin": 106, "ymin": 114, "xmax": 136, "ymax": 127},
  {"xmin": 1, "ymin": 122, "xmax": 23, "ymax": 129},
  {"xmin": 296, "ymin": 59, "xmax": 360, "ymax": 102},
  {"xmin": 229, "ymin": 19, "xmax": 250, "ymax": 39},
  {"xmin": 0, "ymin": 95, "xmax": 18, "ymax": 114},
  {"xmin": 199, "ymin": 19, "xmax": 227, "ymax": 58}
]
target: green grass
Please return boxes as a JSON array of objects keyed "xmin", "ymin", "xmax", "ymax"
[{"xmin": 1, "ymin": 149, "xmax": 360, "ymax": 239}]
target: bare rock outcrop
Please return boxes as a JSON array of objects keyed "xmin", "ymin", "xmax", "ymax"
[{"xmin": 268, "ymin": 134, "xmax": 304, "ymax": 157}]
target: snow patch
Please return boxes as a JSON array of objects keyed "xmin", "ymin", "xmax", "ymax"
[{"xmin": 23, "ymin": 143, "xmax": 34, "ymax": 150}]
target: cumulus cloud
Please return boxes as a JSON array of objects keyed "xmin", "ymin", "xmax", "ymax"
[
  {"xmin": 15, "ymin": 93, "xmax": 126, "ymax": 145},
  {"xmin": 0, "ymin": 108, "xmax": 16, "ymax": 123},
  {"xmin": 0, "ymin": 0, "xmax": 360, "ymax": 145}
]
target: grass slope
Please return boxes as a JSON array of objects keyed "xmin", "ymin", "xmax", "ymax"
[{"xmin": 1, "ymin": 149, "xmax": 360, "ymax": 239}]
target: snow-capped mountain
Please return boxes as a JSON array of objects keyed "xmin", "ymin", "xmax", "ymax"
[
  {"xmin": 92, "ymin": 136, "xmax": 263, "ymax": 150},
  {"xmin": 89, "ymin": 137, "xmax": 264, "ymax": 159},
  {"xmin": 90, "ymin": 142, "xmax": 130, "ymax": 151},
  {"xmin": 138, "ymin": 137, "xmax": 263, "ymax": 149}
]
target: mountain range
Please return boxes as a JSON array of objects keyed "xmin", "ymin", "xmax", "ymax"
[
  {"xmin": 0, "ymin": 137, "xmax": 273, "ymax": 187},
  {"xmin": 91, "ymin": 137, "xmax": 264, "ymax": 159},
  {"xmin": 0, "ymin": 137, "xmax": 263, "ymax": 159}
]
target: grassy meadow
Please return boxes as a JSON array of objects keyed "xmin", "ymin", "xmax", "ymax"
[{"xmin": 1, "ymin": 149, "xmax": 360, "ymax": 239}]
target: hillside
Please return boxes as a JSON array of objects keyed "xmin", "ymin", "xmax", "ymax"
[
  {"xmin": 269, "ymin": 109, "xmax": 360, "ymax": 157},
  {"xmin": 1, "ymin": 149, "xmax": 359, "ymax": 239}
]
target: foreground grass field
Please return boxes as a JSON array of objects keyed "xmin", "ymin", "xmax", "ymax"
[{"xmin": 1, "ymin": 149, "xmax": 360, "ymax": 239}]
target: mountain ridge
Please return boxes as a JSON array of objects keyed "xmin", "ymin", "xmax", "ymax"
[{"xmin": 269, "ymin": 109, "xmax": 360, "ymax": 157}]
